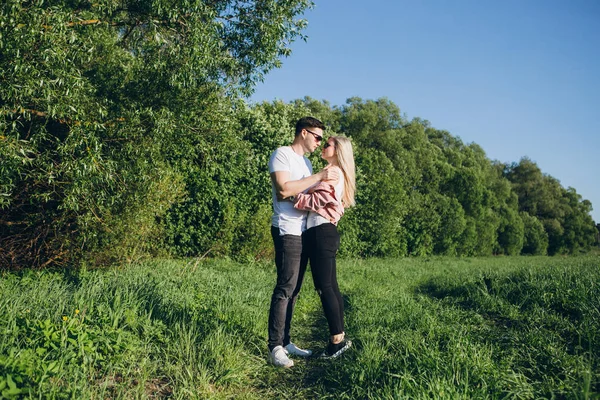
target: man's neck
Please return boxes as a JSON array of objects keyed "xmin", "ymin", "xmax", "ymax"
[{"xmin": 290, "ymin": 142, "xmax": 306, "ymax": 156}]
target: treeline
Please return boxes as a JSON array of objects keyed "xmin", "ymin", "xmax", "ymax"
[
  {"xmin": 235, "ymin": 98, "xmax": 597, "ymax": 258},
  {"xmin": 1, "ymin": 1, "xmax": 597, "ymax": 268}
]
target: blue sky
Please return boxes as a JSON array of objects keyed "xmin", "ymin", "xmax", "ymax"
[{"xmin": 251, "ymin": 0, "xmax": 600, "ymax": 223}]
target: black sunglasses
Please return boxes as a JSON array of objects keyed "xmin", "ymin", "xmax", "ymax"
[
  {"xmin": 323, "ymin": 142, "xmax": 333, "ymax": 149},
  {"xmin": 305, "ymin": 129, "xmax": 323, "ymax": 142}
]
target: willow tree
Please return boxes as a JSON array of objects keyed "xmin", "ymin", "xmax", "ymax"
[{"xmin": 0, "ymin": 0, "xmax": 312, "ymax": 268}]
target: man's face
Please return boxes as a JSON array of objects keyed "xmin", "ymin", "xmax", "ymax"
[{"xmin": 303, "ymin": 127, "xmax": 323, "ymax": 153}]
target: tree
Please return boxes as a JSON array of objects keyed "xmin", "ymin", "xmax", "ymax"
[
  {"xmin": 504, "ymin": 158, "xmax": 596, "ymax": 254},
  {"xmin": 1, "ymin": 0, "xmax": 312, "ymax": 268},
  {"xmin": 520, "ymin": 212, "xmax": 548, "ymax": 255}
]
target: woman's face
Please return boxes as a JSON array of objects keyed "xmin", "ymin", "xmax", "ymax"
[{"xmin": 321, "ymin": 138, "xmax": 336, "ymax": 162}]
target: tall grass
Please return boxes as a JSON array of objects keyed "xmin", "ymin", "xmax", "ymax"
[{"xmin": 1, "ymin": 256, "xmax": 598, "ymax": 399}]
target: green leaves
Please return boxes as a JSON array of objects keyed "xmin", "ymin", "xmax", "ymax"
[
  {"xmin": 1, "ymin": 0, "xmax": 596, "ymax": 267},
  {"xmin": 0, "ymin": 374, "xmax": 23, "ymax": 398},
  {"xmin": 505, "ymin": 158, "xmax": 597, "ymax": 255},
  {"xmin": 1, "ymin": 0, "xmax": 311, "ymax": 268}
]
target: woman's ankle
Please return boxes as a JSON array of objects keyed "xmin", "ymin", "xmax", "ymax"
[{"xmin": 331, "ymin": 332, "xmax": 345, "ymax": 344}]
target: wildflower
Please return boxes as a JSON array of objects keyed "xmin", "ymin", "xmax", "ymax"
[
  {"xmin": 75, "ymin": 309, "xmax": 80, "ymax": 315},
  {"xmin": 62, "ymin": 316, "xmax": 68, "ymax": 321}
]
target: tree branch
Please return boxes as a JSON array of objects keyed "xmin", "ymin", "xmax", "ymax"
[{"xmin": 2, "ymin": 108, "xmax": 126, "ymax": 128}]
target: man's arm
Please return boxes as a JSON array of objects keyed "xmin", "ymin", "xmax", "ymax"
[{"xmin": 271, "ymin": 166, "xmax": 339, "ymax": 200}]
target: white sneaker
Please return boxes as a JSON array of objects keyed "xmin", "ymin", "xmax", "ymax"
[
  {"xmin": 284, "ymin": 342, "xmax": 313, "ymax": 357},
  {"xmin": 269, "ymin": 345, "xmax": 294, "ymax": 368}
]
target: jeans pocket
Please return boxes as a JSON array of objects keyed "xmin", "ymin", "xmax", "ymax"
[{"xmin": 315, "ymin": 224, "xmax": 340, "ymax": 254}]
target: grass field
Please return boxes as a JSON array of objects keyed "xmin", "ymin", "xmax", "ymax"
[{"xmin": 1, "ymin": 256, "xmax": 599, "ymax": 399}]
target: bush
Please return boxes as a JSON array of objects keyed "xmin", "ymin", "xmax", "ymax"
[{"xmin": 521, "ymin": 212, "xmax": 549, "ymax": 255}]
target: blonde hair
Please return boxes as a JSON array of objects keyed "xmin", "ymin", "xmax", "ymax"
[{"xmin": 331, "ymin": 136, "xmax": 356, "ymax": 207}]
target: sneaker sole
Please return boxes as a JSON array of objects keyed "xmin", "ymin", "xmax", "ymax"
[
  {"xmin": 285, "ymin": 350, "xmax": 313, "ymax": 357},
  {"xmin": 269, "ymin": 359, "xmax": 294, "ymax": 368},
  {"xmin": 284, "ymin": 345, "xmax": 313, "ymax": 358},
  {"xmin": 320, "ymin": 340, "xmax": 352, "ymax": 359}
]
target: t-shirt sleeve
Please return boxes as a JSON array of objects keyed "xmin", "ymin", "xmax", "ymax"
[{"xmin": 269, "ymin": 148, "xmax": 290, "ymax": 173}]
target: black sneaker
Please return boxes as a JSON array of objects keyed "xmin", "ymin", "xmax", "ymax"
[{"xmin": 320, "ymin": 340, "xmax": 352, "ymax": 359}]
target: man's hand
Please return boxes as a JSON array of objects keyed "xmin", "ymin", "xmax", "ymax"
[
  {"xmin": 319, "ymin": 164, "xmax": 340, "ymax": 183},
  {"xmin": 271, "ymin": 165, "xmax": 339, "ymax": 201}
]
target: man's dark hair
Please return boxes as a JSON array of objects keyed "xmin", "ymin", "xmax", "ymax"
[{"xmin": 295, "ymin": 116, "xmax": 326, "ymax": 136}]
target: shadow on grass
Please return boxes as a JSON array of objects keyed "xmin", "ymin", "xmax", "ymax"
[
  {"xmin": 414, "ymin": 270, "xmax": 600, "ymax": 395},
  {"xmin": 254, "ymin": 293, "xmax": 356, "ymax": 399},
  {"xmin": 415, "ymin": 268, "xmax": 594, "ymax": 330}
]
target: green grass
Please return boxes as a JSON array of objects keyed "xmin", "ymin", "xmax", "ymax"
[{"xmin": 1, "ymin": 256, "xmax": 599, "ymax": 399}]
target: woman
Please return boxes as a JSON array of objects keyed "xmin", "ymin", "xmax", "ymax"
[{"xmin": 294, "ymin": 135, "xmax": 356, "ymax": 358}]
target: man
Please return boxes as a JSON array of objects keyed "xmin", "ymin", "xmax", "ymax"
[{"xmin": 267, "ymin": 116, "xmax": 339, "ymax": 368}]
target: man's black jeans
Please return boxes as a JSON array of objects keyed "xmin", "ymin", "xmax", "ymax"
[{"xmin": 267, "ymin": 226, "xmax": 308, "ymax": 351}]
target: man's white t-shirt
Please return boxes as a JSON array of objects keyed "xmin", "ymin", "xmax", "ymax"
[{"xmin": 269, "ymin": 146, "xmax": 313, "ymax": 236}]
